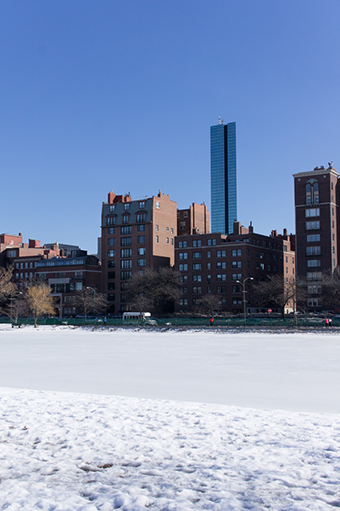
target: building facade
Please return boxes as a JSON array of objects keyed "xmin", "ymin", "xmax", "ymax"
[
  {"xmin": 174, "ymin": 222, "xmax": 295, "ymax": 315},
  {"xmin": 293, "ymin": 164, "xmax": 339, "ymax": 310},
  {"xmin": 177, "ymin": 202, "xmax": 210, "ymax": 236},
  {"xmin": 210, "ymin": 119, "xmax": 237, "ymax": 234},
  {"xmin": 101, "ymin": 191, "xmax": 177, "ymax": 314}
]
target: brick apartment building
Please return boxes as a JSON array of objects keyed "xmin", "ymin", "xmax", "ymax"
[
  {"xmin": 293, "ymin": 164, "xmax": 339, "ymax": 310},
  {"xmin": 174, "ymin": 222, "xmax": 295, "ymax": 315},
  {"xmin": 1, "ymin": 233, "xmax": 102, "ymax": 317},
  {"xmin": 101, "ymin": 191, "xmax": 178, "ymax": 314}
]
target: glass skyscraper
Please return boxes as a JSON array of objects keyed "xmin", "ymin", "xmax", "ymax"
[{"xmin": 210, "ymin": 120, "xmax": 237, "ymax": 234}]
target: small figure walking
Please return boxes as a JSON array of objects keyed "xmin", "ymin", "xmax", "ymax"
[
  {"xmin": 210, "ymin": 317, "xmax": 214, "ymax": 327},
  {"xmin": 325, "ymin": 318, "xmax": 329, "ymax": 327}
]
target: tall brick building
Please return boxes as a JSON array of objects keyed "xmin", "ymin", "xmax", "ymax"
[
  {"xmin": 293, "ymin": 164, "xmax": 339, "ymax": 310},
  {"xmin": 101, "ymin": 191, "xmax": 177, "ymax": 314}
]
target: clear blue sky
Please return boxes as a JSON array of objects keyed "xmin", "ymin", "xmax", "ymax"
[{"xmin": 1, "ymin": 1, "xmax": 339, "ymax": 253}]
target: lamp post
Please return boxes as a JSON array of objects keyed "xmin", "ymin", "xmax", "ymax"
[
  {"xmin": 236, "ymin": 277, "xmax": 253, "ymax": 326},
  {"xmin": 86, "ymin": 286, "xmax": 96, "ymax": 298}
]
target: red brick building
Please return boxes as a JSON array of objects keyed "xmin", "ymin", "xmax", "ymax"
[
  {"xmin": 293, "ymin": 164, "xmax": 339, "ymax": 310},
  {"xmin": 174, "ymin": 222, "xmax": 295, "ymax": 315},
  {"xmin": 101, "ymin": 191, "xmax": 178, "ymax": 313}
]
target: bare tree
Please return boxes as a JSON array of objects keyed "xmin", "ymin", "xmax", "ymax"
[
  {"xmin": 196, "ymin": 294, "xmax": 220, "ymax": 317},
  {"xmin": 25, "ymin": 283, "xmax": 56, "ymax": 327},
  {"xmin": 75, "ymin": 287, "xmax": 108, "ymax": 322},
  {"xmin": 254, "ymin": 275, "xmax": 305, "ymax": 319},
  {"xmin": 0, "ymin": 267, "xmax": 16, "ymax": 304},
  {"xmin": 126, "ymin": 267, "xmax": 181, "ymax": 315},
  {"xmin": 320, "ymin": 268, "xmax": 340, "ymax": 308}
]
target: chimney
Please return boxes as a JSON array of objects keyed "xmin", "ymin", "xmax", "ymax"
[
  {"xmin": 108, "ymin": 191, "xmax": 116, "ymax": 204},
  {"xmin": 233, "ymin": 221, "xmax": 241, "ymax": 235},
  {"xmin": 283, "ymin": 228, "xmax": 287, "ymax": 237}
]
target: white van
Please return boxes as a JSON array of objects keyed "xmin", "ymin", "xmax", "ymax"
[{"xmin": 122, "ymin": 312, "xmax": 152, "ymax": 324}]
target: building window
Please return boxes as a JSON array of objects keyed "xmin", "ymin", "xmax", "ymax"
[
  {"xmin": 307, "ymin": 260, "xmax": 321, "ymax": 267},
  {"xmin": 74, "ymin": 271, "xmax": 83, "ymax": 278},
  {"xmin": 108, "ymin": 250, "xmax": 115, "ymax": 257},
  {"xmin": 207, "ymin": 251, "xmax": 211, "ymax": 258},
  {"xmin": 179, "ymin": 252, "xmax": 188, "ymax": 259},
  {"xmin": 108, "ymin": 238, "xmax": 115, "ymax": 246},
  {"xmin": 121, "ymin": 260, "xmax": 132, "ymax": 269},
  {"xmin": 171, "ymin": 228, "xmax": 174, "ymax": 234},
  {"xmin": 178, "ymin": 241, "xmax": 187, "ymax": 248},
  {"xmin": 307, "ymin": 298, "xmax": 320, "ymax": 307},
  {"xmin": 166, "ymin": 237, "xmax": 169, "ymax": 244},
  {"xmin": 121, "ymin": 271, "xmax": 131, "ymax": 280},
  {"xmin": 192, "ymin": 263, "xmax": 201, "ymax": 270},
  {"xmin": 121, "ymin": 248, "xmax": 132, "ymax": 258},
  {"xmin": 156, "ymin": 201, "xmax": 160, "ymax": 209},
  {"xmin": 192, "ymin": 287, "xmax": 202, "ymax": 294},
  {"xmin": 108, "ymin": 261, "xmax": 115, "ymax": 268},
  {"xmin": 136, "ymin": 213, "xmax": 146, "ymax": 223},
  {"xmin": 109, "ymin": 205, "xmax": 115, "ymax": 212},
  {"xmin": 139, "ymin": 201, "xmax": 145, "ymax": 209},
  {"xmin": 232, "ymin": 285, "xmax": 240, "ymax": 293},
  {"xmin": 207, "ymin": 262, "xmax": 211, "ymax": 270},
  {"xmin": 216, "ymin": 261, "xmax": 226, "ymax": 269},
  {"xmin": 124, "ymin": 203, "xmax": 130, "ymax": 210},
  {"xmin": 179, "ymin": 298, "xmax": 188, "ymax": 306},
  {"xmin": 232, "ymin": 273, "xmax": 242, "ymax": 281},
  {"xmin": 75, "ymin": 282, "xmax": 83, "ymax": 291},
  {"xmin": 138, "ymin": 235, "xmax": 146, "ymax": 244},
  {"xmin": 305, "ymin": 208, "xmax": 320, "ymax": 217},
  {"xmin": 137, "ymin": 224, "xmax": 145, "ymax": 231},
  {"xmin": 192, "ymin": 275, "xmax": 202, "ymax": 282},
  {"xmin": 138, "ymin": 247, "xmax": 146, "ymax": 256},
  {"xmin": 306, "ymin": 221, "xmax": 320, "ymax": 230},
  {"xmin": 121, "ymin": 237, "xmax": 132, "ymax": 246},
  {"xmin": 232, "ymin": 249, "xmax": 241, "ymax": 257},
  {"xmin": 308, "ymin": 285, "xmax": 321, "ymax": 294},
  {"xmin": 137, "ymin": 259, "xmax": 146, "ymax": 267},
  {"xmin": 207, "ymin": 239, "xmax": 216, "ymax": 246},
  {"xmin": 180, "ymin": 222, "xmax": 186, "ymax": 230},
  {"xmin": 217, "ymin": 286, "xmax": 227, "ymax": 294},
  {"xmin": 121, "ymin": 226, "xmax": 131, "ymax": 235},
  {"xmin": 193, "ymin": 240, "xmax": 201, "ymax": 247},
  {"xmin": 216, "ymin": 250, "xmax": 226, "ymax": 258},
  {"xmin": 108, "ymin": 227, "xmax": 115, "ymax": 234},
  {"xmin": 107, "ymin": 216, "xmax": 116, "ymax": 225},
  {"xmin": 156, "ymin": 235, "xmax": 159, "ymax": 244},
  {"xmin": 306, "ymin": 272, "xmax": 322, "ymax": 280},
  {"xmin": 156, "ymin": 225, "xmax": 159, "ymax": 231},
  {"xmin": 108, "ymin": 271, "xmax": 115, "ymax": 279},
  {"xmin": 232, "ymin": 261, "xmax": 241, "ymax": 268},
  {"xmin": 306, "ymin": 246, "xmax": 321, "ymax": 256},
  {"xmin": 192, "ymin": 252, "xmax": 201, "ymax": 259},
  {"xmin": 179, "ymin": 264, "xmax": 188, "ymax": 271},
  {"xmin": 307, "ymin": 234, "xmax": 320, "ymax": 242},
  {"xmin": 108, "ymin": 283, "xmax": 115, "ymax": 290},
  {"xmin": 217, "ymin": 274, "xmax": 226, "ymax": 281},
  {"xmin": 180, "ymin": 275, "xmax": 188, "ymax": 283}
]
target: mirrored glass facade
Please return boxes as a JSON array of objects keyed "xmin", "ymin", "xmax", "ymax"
[{"xmin": 210, "ymin": 122, "xmax": 237, "ymax": 234}]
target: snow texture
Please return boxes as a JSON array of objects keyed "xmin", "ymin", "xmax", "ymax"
[{"xmin": 0, "ymin": 325, "xmax": 339, "ymax": 510}]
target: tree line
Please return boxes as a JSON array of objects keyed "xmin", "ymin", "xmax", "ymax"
[{"xmin": 2, "ymin": 265, "xmax": 340, "ymax": 323}]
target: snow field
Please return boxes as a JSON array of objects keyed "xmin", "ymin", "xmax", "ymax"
[
  {"xmin": 0, "ymin": 326, "xmax": 340, "ymax": 510},
  {"xmin": 1, "ymin": 388, "xmax": 340, "ymax": 511}
]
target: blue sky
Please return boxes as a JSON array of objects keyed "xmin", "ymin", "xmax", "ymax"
[{"xmin": 1, "ymin": 1, "xmax": 339, "ymax": 253}]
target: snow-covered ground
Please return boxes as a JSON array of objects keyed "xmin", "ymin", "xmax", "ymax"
[{"xmin": 0, "ymin": 326, "xmax": 340, "ymax": 510}]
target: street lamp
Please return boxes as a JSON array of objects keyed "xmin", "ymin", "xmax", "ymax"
[
  {"xmin": 86, "ymin": 286, "xmax": 96, "ymax": 298},
  {"xmin": 236, "ymin": 277, "xmax": 253, "ymax": 326}
]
